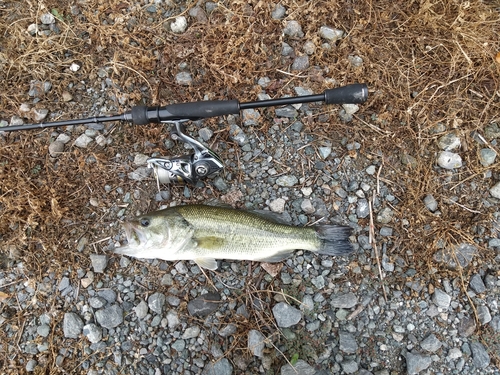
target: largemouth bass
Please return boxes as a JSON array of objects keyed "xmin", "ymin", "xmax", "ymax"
[{"xmin": 114, "ymin": 204, "xmax": 353, "ymax": 270}]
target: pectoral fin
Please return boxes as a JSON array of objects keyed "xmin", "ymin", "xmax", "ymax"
[{"xmin": 195, "ymin": 258, "xmax": 219, "ymax": 270}]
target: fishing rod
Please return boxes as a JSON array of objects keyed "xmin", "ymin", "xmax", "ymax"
[{"xmin": 2, "ymin": 83, "xmax": 368, "ymax": 184}]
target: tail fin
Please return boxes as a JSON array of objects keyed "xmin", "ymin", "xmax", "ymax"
[{"xmin": 315, "ymin": 225, "xmax": 354, "ymax": 256}]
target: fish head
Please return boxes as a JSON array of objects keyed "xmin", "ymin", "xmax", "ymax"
[{"xmin": 114, "ymin": 209, "xmax": 194, "ymax": 260}]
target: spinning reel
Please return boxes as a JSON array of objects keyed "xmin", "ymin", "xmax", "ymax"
[{"xmin": 2, "ymin": 83, "xmax": 369, "ymax": 185}]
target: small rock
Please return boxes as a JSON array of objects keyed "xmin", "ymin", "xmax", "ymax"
[
  {"xmin": 339, "ymin": 331, "xmax": 358, "ymax": 353},
  {"xmin": 275, "ymin": 106, "xmax": 298, "ymax": 118},
  {"xmin": 490, "ymin": 182, "xmax": 500, "ymax": 199},
  {"xmin": 95, "ymin": 305, "xmax": 123, "ymax": 328},
  {"xmin": 318, "ymin": 146, "xmax": 332, "ymax": 159},
  {"xmin": 341, "ymin": 360, "xmax": 359, "ymax": 374},
  {"xmin": 37, "ymin": 324, "xmax": 50, "ymax": 338},
  {"xmin": 356, "ymin": 199, "xmax": 369, "ymax": 218},
  {"xmin": 433, "ymin": 243, "xmax": 477, "ymax": 269},
  {"xmin": 280, "ymin": 360, "xmax": 315, "ymax": 375},
  {"xmin": 89, "ymin": 254, "xmax": 108, "ymax": 273},
  {"xmin": 301, "ymin": 199, "xmax": 315, "ymax": 214},
  {"xmin": 347, "ymin": 55, "xmax": 363, "ymax": 67},
  {"xmin": 40, "ymin": 13, "xmax": 55, "ymax": 24},
  {"xmin": 175, "ymin": 71, "xmax": 192, "ymax": 86},
  {"xmin": 148, "ymin": 293, "xmax": 166, "ymax": 314},
  {"xmin": 319, "ymin": 26, "xmax": 344, "ymax": 42},
  {"xmin": 272, "ymin": 302, "xmax": 302, "ymax": 328},
  {"xmin": 74, "ymin": 134, "xmax": 93, "ymax": 148},
  {"xmin": 269, "ymin": 198, "xmax": 286, "ymax": 213},
  {"xmin": 271, "ymin": 4, "xmax": 286, "ymax": 19},
  {"xmin": 229, "ymin": 124, "xmax": 247, "ymax": 145},
  {"xmin": 56, "ymin": 133, "xmax": 71, "ymax": 144},
  {"xmin": 248, "ymin": 330, "xmax": 265, "ymax": 357},
  {"xmin": 199, "ymin": 127, "xmax": 213, "ymax": 141},
  {"xmin": 376, "ymin": 207, "xmax": 394, "ymax": 224},
  {"xmin": 182, "ymin": 326, "xmax": 201, "ymax": 339},
  {"xmin": 134, "ymin": 300, "xmax": 148, "ymax": 320},
  {"xmin": 437, "ymin": 133, "xmax": 461, "ymax": 151},
  {"xmin": 423, "ymin": 195, "xmax": 438, "ymax": 212},
  {"xmin": 33, "ymin": 108, "xmax": 49, "ymax": 122},
  {"xmin": 166, "ymin": 310, "xmax": 180, "ymax": 329},
  {"xmin": 134, "ymin": 153, "xmax": 149, "ymax": 166},
  {"xmin": 171, "ymin": 16, "xmax": 188, "ymax": 33},
  {"xmin": 489, "ymin": 315, "xmax": 500, "ymax": 332},
  {"xmin": 219, "ymin": 323, "xmax": 237, "ymax": 337},
  {"xmin": 242, "ymin": 109, "xmax": 260, "ymax": 126},
  {"xmin": 276, "ymin": 175, "xmax": 298, "ymax": 187},
  {"xmin": 292, "ymin": 55, "xmax": 309, "ymax": 71},
  {"xmin": 49, "ymin": 141, "xmax": 64, "ymax": 157},
  {"xmin": 458, "ymin": 316, "xmax": 476, "ymax": 337},
  {"xmin": 202, "ymin": 357, "xmax": 233, "ymax": 375},
  {"xmin": 303, "ymin": 40, "xmax": 316, "ymax": 55},
  {"xmin": 283, "ymin": 20, "xmax": 304, "ymax": 38},
  {"xmin": 470, "ymin": 342, "xmax": 490, "ymax": 369},
  {"xmin": 437, "ymin": 151, "xmax": 462, "ymax": 169},
  {"xmin": 477, "ymin": 305, "xmax": 491, "ymax": 325},
  {"xmin": 469, "ymin": 274, "xmax": 486, "ymax": 294},
  {"xmin": 432, "ymin": 288, "xmax": 451, "ymax": 309},
  {"xmin": 420, "ymin": 333, "xmax": 442, "ymax": 352},
  {"xmin": 479, "ymin": 148, "xmax": 497, "ymax": 166},
  {"xmin": 187, "ymin": 292, "xmax": 221, "ymax": 317},
  {"xmin": 69, "ymin": 63, "xmax": 80, "ymax": 72},
  {"xmin": 128, "ymin": 166, "xmax": 151, "ymax": 181},
  {"xmin": 331, "ymin": 292, "xmax": 358, "ymax": 309},
  {"xmin": 171, "ymin": 339, "xmax": 186, "ymax": 352},
  {"xmin": 83, "ymin": 323, "xmax": 102, "ymax": 343},
  {"xmin": 63, "ymin": 312, "xmax": 84, "ymax": 338},
  {"xmin": 406, "ymin": 351, "xmax": 432, "ymax": 375}
]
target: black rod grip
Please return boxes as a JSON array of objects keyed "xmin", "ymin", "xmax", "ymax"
[
  {"xmin": 324, "ymin": 83, "xmax": 368, "ymax": 104},
  {"xmin": 129, "ymin": 100, "xmax": 241, "ymax": 124}
]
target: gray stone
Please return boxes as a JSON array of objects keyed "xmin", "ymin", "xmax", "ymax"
[
  {"xmin": 432, "ymin": 289, "xmax": 451, "ymax": 309},
  {"xmin": 83, "ymin": 323, "xmax": 102, "ymax": 343},
  {"xmin": 276, "ymin": 175, "xmax": 298, "ymax": 187},
  {"xmin": 170, "ymin": 16, "xmax": 187, "ymax": 33},
  {"xmin": 339, "ymin": 331, "xmax": 358, "ymax": 353},
  {"xmin": 437, "ymin": 151, "xmax": 462, "ymax": 169},
  {"xmin": 423, "ymin": 195, "xmax": 438, "ymax": 212},
  {"xmin": 318, "ymin": 146, "xmax": 332, "ymax": 159},
  {"xmin": 199, "ymin": 127, "xmax": 213, "ymax": 141},
  {"xmin": 89, "ymin": 254, "xmax": 108, "ymax": 273},
  {"xmin": 341, "ymin": 360, "xmax": 359, "ymax": 374},
  {"xmin": 175, "ymin": 71, "xmax": 192, "ymax": 86},
  {"xmin": 148, "ymin": 292, "xmax": 166, "ymax": 314},
  {"xmin": 182, "ymin": 326, "xmax": 201, "ymax": 339},
  {"xmin": 291, "ymin": 55, "xmax": 309, "ymax": 71},
  {"xmin": 331, "ymin": 292, "xmax": 358, "ymax": 309},
  {"xmin": 56, "ymin": 133, "xmax": 71, "ymax": 144},
  {"xmin": 376, "ymin": 207, "xmax": 394, "ymax": 224},
  {"xmin": 33, "ymin": 108, "xmax": 49, "ymax": 122},
  {"xmin": 437, "ymin": 133, "xmax": 461, "ymax": 150},
  {"xmin": 433, "ymin": 243, "xmax": 477, "ymax": 270},
  {"xmin": 469, "ymin": 274, "xmax": 486, "ymax": 294},
  {"xmin": 342, "ymin": 103, "xmax": 359, "ymax": 115},
  {"xmin": 63, "ymin": 312, "xmax": 84, "ymax": 338},
  {"xmin": 271, "ymin": 4, "xmax": 286, "ymax": 20},
  {"xmin": 490, "ymin": 182, "xmax": 500, "ymax": 199},
  {"xmin": 356, "ymin": 199, "xmax": 369, "ymax": 218},
  {"xmin": 166, "ymin": 310, "xmax": 180, "ymax": 329},
  {"xmin": 48, "ymin": 141, "xmax": 64, "ymax": 157},
  {"xmin": 88, "ymin": 297, "xmax": 106, "ymax": 309},
  {"xmin": 26, "ymin": 359, "xmax": 38, "ymax": 372},
  {"xmin": 347, "ymin": 55, "xmax": 363, "ymax": 67},
  {"xmin": 275, "ymin": 106, "xmax": 298, "ymax": 118},
  {"xmin": 171, "ymin": 339, "xmax": 186, "ymax": 352},
  {"xmin": 40, "ymin": 13, "xmax": 55, "ymax": 24},
  {"xmin": 420, "ymin": 333, "xmax": 442, "ymax": 352},
  {"xmin": 187, "ymin": 292, "xmax": 221, "ymax": 317},
  {"xmin": 229, "ymin": 124, "xmax": 247, "ymax": 145},
  {"xmin": 283, "ymin": 20, "xmax": 304, "ymax": 38},
  {"xmin": 269, "ymin": 198, "xmax": 286, "ymax": 213},
  {"xmin": 406, "ymin": 351, "xmax": 432, "ymax": 375},
  {"xmin": 134, "ymin": 300, "xmax": 148, "ymax": 319},
  {"xmin": 202, "ymin": 357, "xmax": 233, "ymax": 375},
  {"xmin": 301, "ymin": 199, "xmax": 315, "ymax": 214},
  {"xmin": 37, "ymin": 324, "xmax": 50, "ymax": 338},
  {"xmin": 490, "ymin": 315, "xmax": 500, "ymax": 332},
  {"xmin": 213, "ymin": 176, "xmax": 228, "ymax": 192},
  {"xmin": 74, "ymin": 134, "xmax": 93, "ymax": 148},
  {"xmin": 477, "ymin": 305, "xmax": 491, "ymax": 325},
  {"xmin": 470, "ymin": 342, "xmax": 490, "ymax": 369},
  {"xmin": 248, "ymin": 330, "xmax": 265, "ymax": 357},
  {"xmin": 319, "ymin": 26, "xmax": 344, "ymax": 42},
  {"xmin": 479, "ymin": 148, "xmax": 496, "ymax": 166},
  {"xmin": 219, "ymin": 323, "xmax": 237, "ymax": 337},
  {"xmin": 128, "ymin": 166, "xmax": 151, "ymax": 181},
  {"xmin": 280, "ymin": 359, "xmax": 315, "ymax": 375},
  {"xmin": 272, "ymin": 302, "xmax": 302, "ymax": 327},
  {"xmin": 458, "ymin": 316, "xmax": 476, "ymax": 337},
  {"xmin": 242, "ymin": 108, "xmax": 260, "ymax": 126},
  {"xmin": 95, "ymin": 305, "xmax": 123, "ymax": 328}
]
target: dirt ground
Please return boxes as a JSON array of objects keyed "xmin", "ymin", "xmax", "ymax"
[{"xmin": 0, "ymin": 0, "xmax": 499, "ymax": 373}]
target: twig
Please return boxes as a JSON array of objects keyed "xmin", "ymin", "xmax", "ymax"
[
  {"xmin": 369, "ymin": 192, "xmax": 388, "ymax": 302},
  {"xmin": 447, "ymin": 199, "xmax": 482, "ymax": 214},
  {"xmin": 276, "ymin": 69, "xmax": 308, "ymax": 78}
]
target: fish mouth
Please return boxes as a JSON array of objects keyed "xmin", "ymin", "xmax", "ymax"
[{"xmin": 123, "ymin": 222, "xmax": 147, "ymax": 246}]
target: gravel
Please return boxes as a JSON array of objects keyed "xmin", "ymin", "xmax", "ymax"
[{"xmin": 2, "ymin": 9, "xmax": 500, "ymax": 375}]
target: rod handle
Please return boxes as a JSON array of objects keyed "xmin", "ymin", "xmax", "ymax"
[{"xmin": 324, "ymin": 83, "xmax": 368, "ymax": 104}]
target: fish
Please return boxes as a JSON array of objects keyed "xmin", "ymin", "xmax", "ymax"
[{"xmin": 114, "ymin": 204, "xmax": 354, "ymax": 270}]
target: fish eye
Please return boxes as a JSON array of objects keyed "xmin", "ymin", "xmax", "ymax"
[{"xmin": 140, "ymin": 218, "xmax": 150, "ymax": 227}]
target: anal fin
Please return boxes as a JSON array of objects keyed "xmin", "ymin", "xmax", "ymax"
[{"xmin": 195, "ymin": 258, "xmax": 219, "ymax": 270}]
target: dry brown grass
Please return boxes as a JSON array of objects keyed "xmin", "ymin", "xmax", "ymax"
[{"xmin": 1, "ymin": 0, "xmax": 500, "ymax": 373}]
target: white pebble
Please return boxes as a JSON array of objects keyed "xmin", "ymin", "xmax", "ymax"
[{"xmin": 171, "ymin": 16, "xmax": 188, "ymax": 33}]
